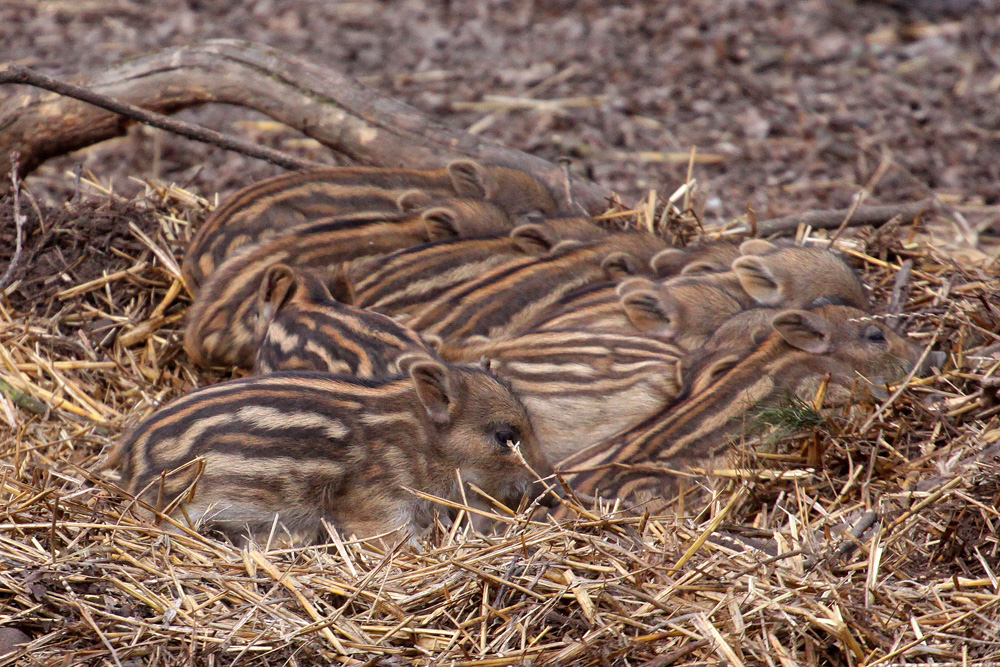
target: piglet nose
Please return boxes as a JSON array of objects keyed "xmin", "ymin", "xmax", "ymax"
[
  {"xmin": 536, "ymin": 478, "xmax": 566, "ymax": 507},
  {"xmin": 924, "ymin": 350, "xmax": 947, "ymax": 372}
]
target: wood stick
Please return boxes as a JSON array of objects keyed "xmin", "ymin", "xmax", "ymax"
[
  {"xmin": 754, "ymin": 199, "xmax": 934, "ymax": 236},
  {"xmin": 0, "ymin": 65, "xmax": 326, "ymax": 173}
]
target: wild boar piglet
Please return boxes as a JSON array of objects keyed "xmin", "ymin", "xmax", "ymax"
[
  {"xmin": 253, "ymin": 264, "xmax": 439, "ymax": 376},
  {"xmin": 105, "ymin": 360, "xmax": 557, "ymax": 545},
  {"xmin": 182, "ymin": 159, "xmax": 559, "ymax": 289}
]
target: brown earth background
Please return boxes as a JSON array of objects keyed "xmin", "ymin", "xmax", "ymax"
[{"xmin": 3, "ymin": 0, "xmax": 999, "ymax": 225}]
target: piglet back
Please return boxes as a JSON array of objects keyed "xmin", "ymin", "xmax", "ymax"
[{"xmin": 110, "ymin": 373, "xmax": 416, "ymax": 508}]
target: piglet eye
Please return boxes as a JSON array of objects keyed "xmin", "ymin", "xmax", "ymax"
[
  {"xmin": 864, "ymin": 325, "xmax": 887, "ymax": 344},
  {"xmin": 490, "ymin": 424, "xmax": 521, "ymax": 450}
]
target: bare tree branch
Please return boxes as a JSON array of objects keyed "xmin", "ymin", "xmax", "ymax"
[
  {"xmin": 0, "ymin": 65, "xmax": 326, "ymax": 173},
  {"xmin": 0, "ymin": 39, "xmax": 611, "ymax": 212}
]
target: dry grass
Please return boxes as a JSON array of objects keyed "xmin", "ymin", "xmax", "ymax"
[{"xmin": 1, "ymin": 175, "xmax": 998, "ymax": 666}]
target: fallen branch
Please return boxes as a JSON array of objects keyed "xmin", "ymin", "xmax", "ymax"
[
  {"xmin": 0, "ymin": 39, "xmax": 611, "ymax": 212},
  {"xmin": 0, "ymin": 65, "xmax": 326, "ymax": 174},
  {"xmin": 753, "ymin": 198, "xmax": 935, "ymax": 236}
]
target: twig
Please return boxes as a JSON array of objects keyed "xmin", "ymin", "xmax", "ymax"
[
  {"xmin": 0, "ymin": 65, "xmax": 326, "ymax": 173},
  {"xmin": 246, "ymin": 549, "xmax": 348, "ymax": 654},
  {"xmin": 673, "ymin": 487, "xmax": 748, "ymax": 570},
  {"xmin": 866, "ymin": 595, "xmax": 1000, "ymax": 666},
  {"xmin": 801, "ymin": 510, "xmax": 883, "ymax": 569},
  {"xmin": 492, "ymin": 555, "xmax": 522, "ymax": 609},
  {"xmin": 829, "ymin": 148, "xmax": 894, "ymax": 244},
  {"xmin": 888, "ymin": 259, "xmax": 914, "ymax": 324},
  {"xmin": 746, "ymin": 203, "xmax": 758, "ymax": 237},
  {"xmin": 0, "ymin": 152, "xmax": 26, "ymax": 291},
  {"xmin": 751, "ymin": 199, "xmax": 934, "ymax": 237},
  {"xmin": 60, "ymin": 576, "xmax": 125, "ymax": 667},
  {"xmin": 831, "ymin": 511, "xmax": 881, "ymax": 561}
]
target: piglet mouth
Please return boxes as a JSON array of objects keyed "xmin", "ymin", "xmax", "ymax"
[
  {"xmin": 861, "ymin": 349, "xmax": 947, "ymax": 400},
  {"xmin": 918, "ymin": 350, "xmax": 947, "ymax": 375},
  {"xmin": 868, "ymin": 350, "xmax": 947, "ymax": 395},
  {"xmin": 897, "ymin": 349, "xmax": 946, "ymax": 379},
  {"xmin": 868, "ymin": 382, "xmax": 891, "ymax": 401},
  {"xmin": 500, "ymin": 478, "xmax": 564, "ymax": 511}
]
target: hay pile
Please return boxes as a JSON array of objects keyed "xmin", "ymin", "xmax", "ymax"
[{"xmin": 1, "ymin": 176, "xmax": 998, "ymax": 666}]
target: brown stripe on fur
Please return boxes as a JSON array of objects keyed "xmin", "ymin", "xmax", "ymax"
[
  {"xmin": 352, "ymin": 236, "xmax": 532, "ymax": 317},
  {"xmin": 255, "ymin": 268, "xmax": 438, "ymax": 376},
  {"xmin": 186, "ymin": 211, "xmax": 473, "ymax": 369},
  {"xmin": 109, "ymin": 364, "xmax": 556, "ymax": 544},
  {"xmin": 183, "ymin": 162, "xmax": 559, "ymax": 289},
  {"xmin": 351, "ymin": 216, "xmax": 608, "ymax": 320},
  {"xmin": 405, "ymin": 233, "xmax": 667, "ymax": 342},
  {"xmin": 560, "ymin": 305, "xmax": 923, "ymax": 502},
  {"xmin": 441, "ymin": 329, "xmax": 684, "ymax": 462}
]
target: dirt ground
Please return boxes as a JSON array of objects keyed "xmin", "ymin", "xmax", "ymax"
[{"xmin": 2, "ymin": 0, "xmax": 1000, "ymax": 229}]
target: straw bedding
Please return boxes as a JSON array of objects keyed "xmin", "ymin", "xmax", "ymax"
[{"xmin": 1, "ymin": 177, "xmax": 998, "ymax": 665}]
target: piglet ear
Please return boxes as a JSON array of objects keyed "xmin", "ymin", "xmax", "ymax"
[
  {"xmin": 396, "ymin": 351, "xmax": 435, "ymax": 373},
  {"xmin": 649, "ymin": 248, "xmax": 688, "ymax": 277},
  {"xmin": 601, "ymin": 252, "xmax": 641, "ymax": 280},
  {"xmin": 447, "ymin": 159, "xmax": 491, "ymax": 199},
  {"xmin": 615, "ymin": 276, "xmax": 656, "ymax": 298},
  {"xmin": 396, "ymin": 189, "xmax": 434, "ymax": 212},
  {"xmin": 679, "ymin": 260, "xmax": 722, "ymax": 275},
  {"xmin": 326, "ymin": 264, "xmax": 356, "ymax": 305},
  {"xmin": 733, "ymin": 255, "xmax": 783, "ymax": 306},
  {"xmin": 621, "ymin": 288, "xmax": 679, "ymax": 338},
  {"xmin": 691, "ymin": 355, "xmax": 741, "ymax": 394},
  {"xmin": 771, "ymin": 309, "xmax": 832, "ymax": 354},
  {"xmin": 510, "ymin": 223, "xmax": 559, "ymax": 255},
  {"xmin": 257, "ymin": 264, "xmax": 297, "ymax": 321},
  {"xmin": 738, "ymin": 239, "xmax": 777, "ymax": 256},
  {"xmin": 656, "ymin": 358, "xmax": 684, "ymax": 398},
  {"xmin": 422, "ymin": 208, "xmax": 461, "ymax": 240},
  {"xmin": 421, "ymin": 334, "xmax": 444, "ymax": 351},
  {"xmin": 409, "ymin": 359, "xmax": 454, "ymax": 424}
]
